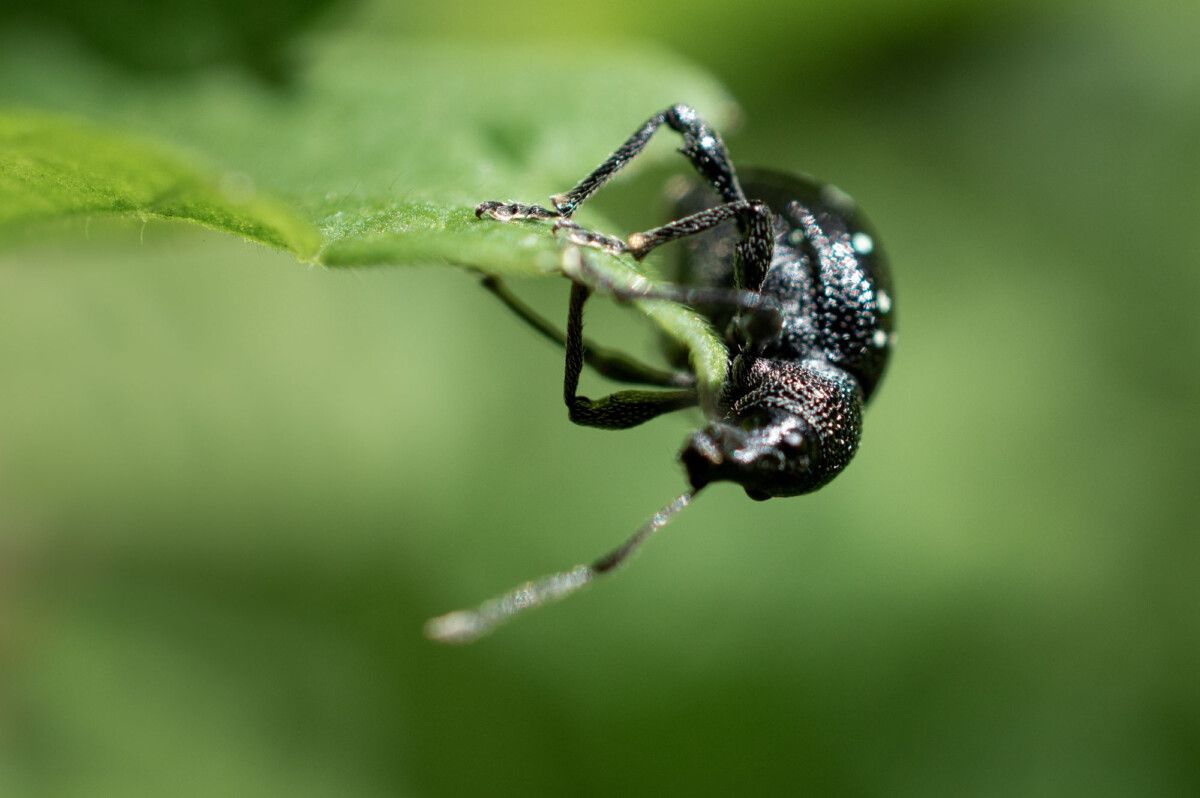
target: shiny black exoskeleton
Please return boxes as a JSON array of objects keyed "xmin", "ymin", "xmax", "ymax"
[
  {"xmin": 669, "ymin": 168, "xmax": 894, "ymax": 499},
  {"xmin": 426, "ymin": 105, "xmax": 894, "ymax": 642}
]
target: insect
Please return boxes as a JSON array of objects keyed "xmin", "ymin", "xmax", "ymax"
[{"xmin": 425, "ymin": 104, "xmax": 894, "ymax": 643}]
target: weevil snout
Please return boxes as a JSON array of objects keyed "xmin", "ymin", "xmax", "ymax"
[{"xmin": 680, "ymin": 415, "xmax": 815, "ymax": 501}]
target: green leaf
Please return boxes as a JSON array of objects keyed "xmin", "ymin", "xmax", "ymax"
[
  {"xmin": 0, "ymin": 111, "xmax": 320, "ymax": 257},
  {"xmin": 0, "ymin": 33, "xmax": 734, "ymax": 400}
]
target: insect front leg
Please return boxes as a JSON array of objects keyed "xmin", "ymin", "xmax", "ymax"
[
  {"xmin": 477, "ymin": 103, "xmax": 743, "ymax": 222},
  {"xmin": 548, "ymin": 103, "xmax": 746, "ymax": 216}
]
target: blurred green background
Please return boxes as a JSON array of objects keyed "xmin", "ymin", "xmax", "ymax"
[{"xmin": 2, "ymin": 1, "xmax": 1198, "ymax": 795}]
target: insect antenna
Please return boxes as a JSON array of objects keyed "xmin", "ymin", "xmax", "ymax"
[{"xmin": 424, "ymin": 490, "xmax": 696, "ymax": 644}]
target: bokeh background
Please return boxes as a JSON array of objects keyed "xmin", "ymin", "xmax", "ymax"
[{"xmin": 2, "ymin": 1, "xmax": 1198, "ymax": 795}]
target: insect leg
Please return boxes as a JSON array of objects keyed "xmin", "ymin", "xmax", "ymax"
[
  {"xmin": 550, "ymin": 104, "xmax": 746, "ymax": 216},
  {"xmin": 473, "ymin": 200, "xmax": 558, "ymax": 222},
  {"xmin": 477, "ymin": 104, "xmax": 765, "ymax": 283},
  {"xmin": 424, "ymin": 490, "xmax": 695, "ymax": 644},
  {"xmin": 480, "ymin": 275, "xmax": 694, "ymax": 388},
  {"xmin": 627, "ymin": 199, "xmax": 775, "ymax": 290},
  {"xmin": 563, "ymin": 281, "xmax": 697, "ymax": 429},
  {"xmin": 563, "ymin": 248, "xmax": 783, "ymax": 337}
]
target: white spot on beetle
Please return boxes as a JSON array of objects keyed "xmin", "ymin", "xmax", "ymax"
[
  {"xmin": 872, "ymin": 329, "xmax": 888, "ymax": 348},
  {"xmin": 851, "ymin": 231, "xmax": 874, "ymax": 255},
  {"xmin": 877, "ymin": 290, "xmax": 891, "ymax": 314}
]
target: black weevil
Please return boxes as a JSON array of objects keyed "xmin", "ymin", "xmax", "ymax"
[{"xmin": 427, "ymin": 104, "xmax": 894, "ymax": 642}]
